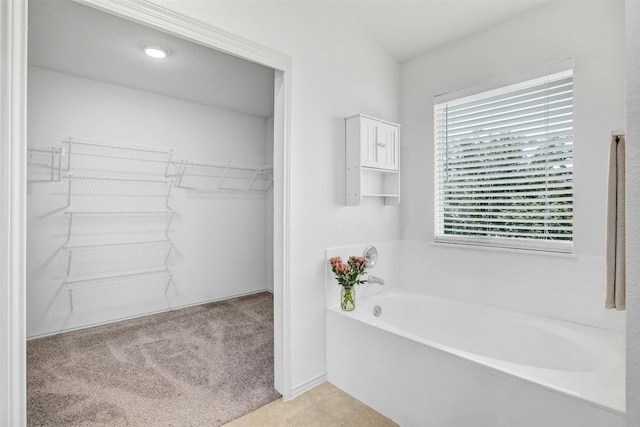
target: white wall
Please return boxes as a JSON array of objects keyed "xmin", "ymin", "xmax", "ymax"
[
  {"xmin": 400, "ymin": 1, "xmax": 625, "ymax": 331},
  {"xmin": 143, "ymin": 0, "xmax": 402, "ymax": 393},
  {"xmin": 626, "ymin": 0, "xmax": 640, "ymax": 423},
  {"xmin": 27, "ymin": 66, "xmax": 271, "ymax": 337}
]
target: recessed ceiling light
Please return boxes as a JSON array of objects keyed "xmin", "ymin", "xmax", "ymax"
[{"xmin": 143, "ymin": 45, "xmax": 168, "ymax": 59}]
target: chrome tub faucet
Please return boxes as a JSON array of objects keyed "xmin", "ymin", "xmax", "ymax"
[{"xmin": 367, "ymin": 275, "xmax": 385, "ymax": 285}]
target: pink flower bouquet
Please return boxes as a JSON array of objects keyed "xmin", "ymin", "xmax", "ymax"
[
  {"xmin": 329, "ymin": 256, "xmax": 367, "ymax": 311},
  {"xmin": 329, "ymin": 256, "xmax": 368, "ymax": 288}
]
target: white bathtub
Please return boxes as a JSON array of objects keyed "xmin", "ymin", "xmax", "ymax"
[{"xmin": 327, "ymin": 289, "xmax": 626, "ymax": 427}]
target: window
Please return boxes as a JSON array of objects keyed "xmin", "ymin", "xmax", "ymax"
[{"xmin": 434, "ymin": 68, "xmax": 573, "ymax": 253}]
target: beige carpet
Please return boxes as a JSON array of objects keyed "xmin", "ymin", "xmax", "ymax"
[{"xmin": 27, "ymin": 292, "xmax": 280, "ymax": 427}]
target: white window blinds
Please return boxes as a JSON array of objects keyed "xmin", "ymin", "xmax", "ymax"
[{"xmin": 434, "ymin": 69, "xmax": 573, "ymax": 253}]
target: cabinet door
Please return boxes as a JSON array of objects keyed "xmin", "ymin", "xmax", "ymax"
[
  {"xmin": 376, "ymin": 122, "xmax": 399, "ymax": 170},
  {"xmin": 361, "ymin": 117, "xmax": 379, "ymax": 168},
  {"xmin": 360, "ymin": 118, "xmax": 399, "ymax": 170}
]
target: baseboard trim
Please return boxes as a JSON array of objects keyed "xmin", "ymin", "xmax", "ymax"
[
  {"xmin": 27, "ymin": 288, "xmax": 272, "ymax": 340},
  {"xmin": 287, "ymin": 373, "xmax": 328, "ymax": 401}
]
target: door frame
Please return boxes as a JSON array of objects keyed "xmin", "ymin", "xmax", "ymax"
[
  {"xmin": 0, "ymin": 1, "xmax": 292, "ymax": 424},
  {"xmin": 0, "ymin": 0, "xmax": 28, "ymax": 425}
]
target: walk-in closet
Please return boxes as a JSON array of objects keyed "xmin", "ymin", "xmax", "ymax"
[{"xmin": 26, "ymin": 1, "xmax": 279, "ymax": 424}]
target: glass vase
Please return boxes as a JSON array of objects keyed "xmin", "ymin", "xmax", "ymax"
[{"xmin": 341, "ymin": 286, "xmax": 355, "ymax": 311}]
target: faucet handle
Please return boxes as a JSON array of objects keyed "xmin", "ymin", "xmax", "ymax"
[{"xmin": 363, "ymin": 246, "xmax": 378, "ymax": 269}]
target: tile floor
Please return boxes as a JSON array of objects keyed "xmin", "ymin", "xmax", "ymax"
[{"xmin": 223, "ymin": 382, "xmax": 398, "ymax": 427}]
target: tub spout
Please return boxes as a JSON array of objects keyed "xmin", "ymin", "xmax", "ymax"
[{"xmin": 368, "ymin": 275, "xmax": 385, "ymax": 285}]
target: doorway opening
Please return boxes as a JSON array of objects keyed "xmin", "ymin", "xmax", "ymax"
[{"xmin": 1, "ymin": 0, "xmax": 291, "ymax": 423}]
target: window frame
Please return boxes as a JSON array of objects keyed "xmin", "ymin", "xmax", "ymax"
[{"xmin": 433, "ymin": 60, "xmax": 575, "ymax": 254}]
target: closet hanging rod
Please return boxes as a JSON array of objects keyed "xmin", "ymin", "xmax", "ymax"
[
  {"xmin": 27, "ymin": 145, "xmax": 65, "ymax": 155},
  {"xmin": 611, "ymin": 129, "xmax": 625, "ymax": 136},
  {"xmin": 67, "ymin": 276, "xmax": 172, "ymax": 293},
  {"xmin": 65, "ymin": 174, "xmax": 173, "ymax": 184},
  {"xmin": 63, "ymin": 137, "xmax": 174, "ymax": 155},
  {"xmin": 172, "ymin": 159, "xmax": 273, "ymax": 173},
  {"xmin": 64, "ymin": 267, "xmax": 171, "ymax": 286},
  {"xmin": 64, "ymin": 240, "xmax": 173, "ymax": 277},
  {"xmin": 65, "ymin": 239, "xmax": 172, "ymax": 251},
  {"xmin": 64, "ymin": 210, "xmax": 174, "ymax": 216}
]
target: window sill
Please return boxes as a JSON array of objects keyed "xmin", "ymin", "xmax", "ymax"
[{"xmin": 431, "ymin": 240, "xmax": 577, "ymax": 258}]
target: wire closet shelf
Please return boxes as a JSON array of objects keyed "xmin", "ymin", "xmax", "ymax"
[
  {"xmin": 62, "ymin": 136, "xmax": 174, "ymax": 175},
  {"xmin": 28, "ymin": 136, "xmax": 272, "ymax": 312},
  {"xmin": 27, "ymin": 145, "xmax": 65, "ymax": 181},
  {"xmin": 170, "ymin": 159, "xmax": 273, "ymax": 192},
  {"xmin": 29, "ymin": 137, "xmax": 274, "ymax": 192}
]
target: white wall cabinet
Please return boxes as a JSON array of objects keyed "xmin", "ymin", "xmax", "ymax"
[{"xmin": 346, "ymin": 114, "xmax": 400, "ymax": 205}]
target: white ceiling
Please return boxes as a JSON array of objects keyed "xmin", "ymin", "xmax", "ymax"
[
  {"xmin": 342, "ymin": 0, "xmax": 558, "ymax": 63},
  {"xmin": 28, "ymin": 0, "xmax": 571, "ymax": 117},
  {"xmin": 28, "ymin": 0, "xmax": 276, "ymax": 118}
]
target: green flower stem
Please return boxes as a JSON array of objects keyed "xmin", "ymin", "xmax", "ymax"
[{"xmin": 341, "ymin": 286, "xmax": 355, "ymax": 311}]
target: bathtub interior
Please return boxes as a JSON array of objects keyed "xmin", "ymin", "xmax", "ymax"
[{"xmin": 361, "ymin": 290, "xmax": 619, "ymax": 372}]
